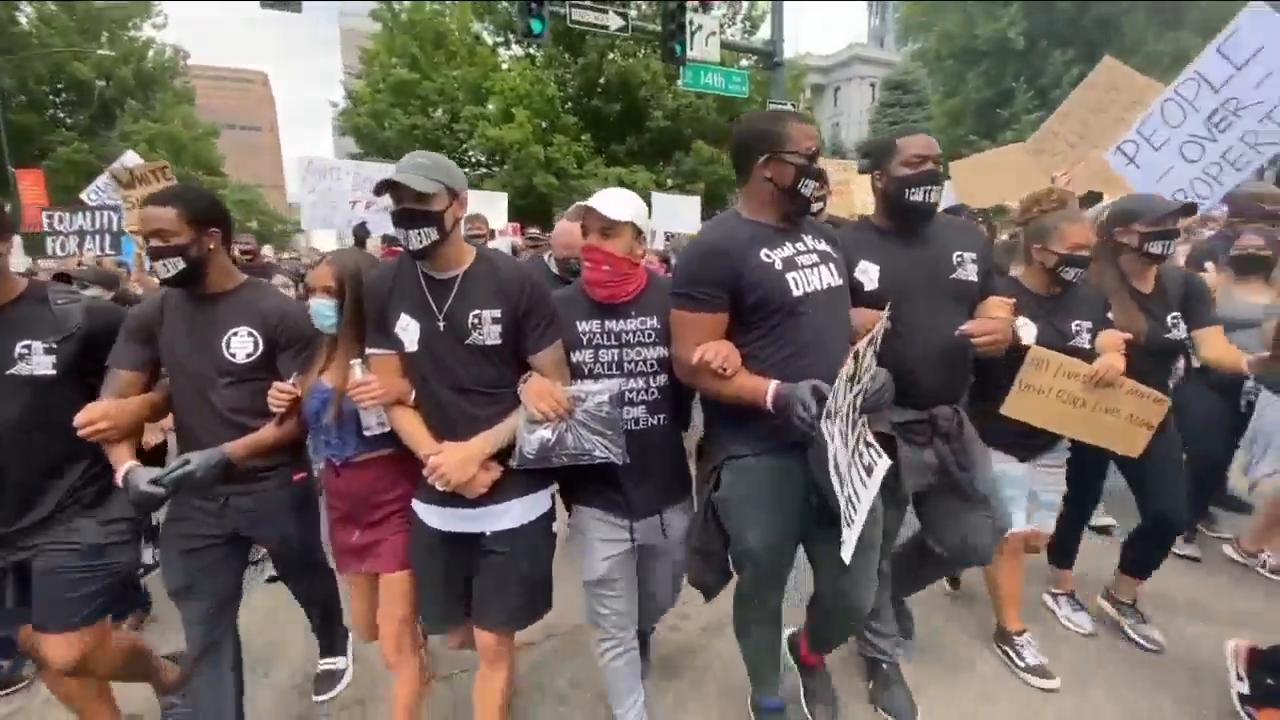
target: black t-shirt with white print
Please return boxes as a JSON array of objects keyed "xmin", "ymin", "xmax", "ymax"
[
  {"xmin": 1, "ymin": 281, "xmax": 124, "ymax": 543},
  {"xmin": 553, "ymin": 274, "xmax": 693, "ymax": 521},
  {"xmin": 838, "ymin": 214, "xmax": 997, "ymax": 410},
  {"xmin": 107, "ymin": 278, "xmax": 317, "ymax": 485},
  {"xmin": 969, "ymin": 275, "xmax": 1111, "ymax": 461},
  {"xmin": 671, "ymin": 210, "xmax": 853, "ymax": 466},
  {"xmin": 1123, "ymin": 266, "xmax": 1217, "ymax": 393},
  {"xmin": 364, "ymin": 249, "xmax": 561, "ymax": 509}
]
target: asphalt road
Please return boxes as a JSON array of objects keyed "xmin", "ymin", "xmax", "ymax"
[{"xmin": 2, "ymin": 486, "xmax": 1272, "ymax": 720}]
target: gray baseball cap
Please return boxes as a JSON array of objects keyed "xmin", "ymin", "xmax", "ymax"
[{"xmin": 372, "ymin": 150, "xmax": 468, "ymax": 197}]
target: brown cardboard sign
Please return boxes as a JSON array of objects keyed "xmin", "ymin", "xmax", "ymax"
[
  {"xmin": 1000, "ymin": 345, "xmax": 1171, "ymax": 458},
  {"xmin": 111, "ymin": 161, "xmax": 178, "ymax": 233}
]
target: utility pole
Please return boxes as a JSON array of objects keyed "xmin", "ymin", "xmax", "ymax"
[{"xmin": 770, "ymin": 0, "xmax": 786, "ymax": 100}]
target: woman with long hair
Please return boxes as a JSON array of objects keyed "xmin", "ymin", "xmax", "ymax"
[
  {"xmin": 966, "ymin": 187, "xmax": 1124, "ymax": 691},
  {"xmin": 266, "ymin": 248, "xmax": 432, "ymax": 719},
  {"xmin": 1042, "ymin": 194, "xmax": 1270, "ymax": 654}
]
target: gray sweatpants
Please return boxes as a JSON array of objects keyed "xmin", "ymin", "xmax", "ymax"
[{"xmin": 569, "ymin": 501, "xmax": 692, "ymax": 720}]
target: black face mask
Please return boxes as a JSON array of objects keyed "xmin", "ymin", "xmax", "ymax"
[
  {"xmin": 464, "ymin": 232, "xmax": 488, "ymax": 247},
  {"xmin": 1042, "ymin": 250, "xmax": 1091, "ymax": 286},
  {"xmin": 391, "ymin": 207, "xmax": 457, "ymax": 261},
  {"xmin": 767, "ymin": 157, "xmax": 826, "ymax": 222},
  {"xmin": 554, "ymin": 255, "xmax": 582, "ymax": 279},
  {"xmin": 147, "ymin": 241, "xmax": 209, "ymax": 288},
  {"xmin": 1134, "ymin": 227, "xmax": 1180, "ymax": 263},
  {"xmin": 880, "ymin": 168, "xmax": 945, "ymax": 230},
  {"xmin": 1227, "ymin": 252, "xmax": 1277, "ymax": 278}
]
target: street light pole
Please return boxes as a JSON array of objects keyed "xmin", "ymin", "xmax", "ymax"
[
  {"xmin": 769, "ymin": 0, "xmax": 786, "ymax": 100},
  {"xmin": 0, "ymin": 48, "xmax": 115, "ymax": 216}
]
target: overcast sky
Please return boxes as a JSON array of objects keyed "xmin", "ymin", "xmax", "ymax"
[{"xmin": 157, "ymin": 1, "xmax": 869, "ymax": 199}]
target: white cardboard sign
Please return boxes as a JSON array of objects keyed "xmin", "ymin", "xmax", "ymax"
[
  {"xmin": 1107, "ymin": 3, "xmax": 1280, "ymax": 207},
  {"xmin": 649, "ymin": 191, "xmax": 701, "ymax": 250},
  {"xmin": 79, "ymin": 150, "xmax": 145, "ymax": 207}
]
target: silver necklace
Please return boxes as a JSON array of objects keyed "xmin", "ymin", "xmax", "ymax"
[{"xmin": 416, "ymin": 264, "xmax": 465, "ymax": 331}]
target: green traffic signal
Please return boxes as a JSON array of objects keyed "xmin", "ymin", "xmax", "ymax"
[{"xmin": 529, "ymin": 17, "xmax": 546, "ymax": 35}]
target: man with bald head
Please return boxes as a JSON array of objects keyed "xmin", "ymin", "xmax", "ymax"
[{"xmin": 524, "ymin": 216, "xmax": 585, "ymax": 291}]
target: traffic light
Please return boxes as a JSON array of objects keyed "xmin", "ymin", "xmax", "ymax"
[
  {"xmin": 518, "ymin": 1, "xmax": 550, "ymax": 42},
  {"xmin": 660, "ymin": 2, "xmax": 688, "ymax": 65}
]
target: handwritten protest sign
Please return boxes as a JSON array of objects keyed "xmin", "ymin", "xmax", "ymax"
[
  {"xmin": 1000, "ymin": 346, "xmax": 1171, "ymax": 458},
  {"xmin": 820, "ymin": 309, "xmax": 892, "ymax": 564},
  {"xmin": 24, "ymin": 206, "xmax": 128, "ymax": 261},
  {"xmin": 79, "ymin": 149, "xmax": 145, "ymax": 207},
  {"xmin": 1108, "ymin": 2, "xmax": 1280, "ymax": 207},
  {"xmin": 113, "ymin": 161, "xmax": 178, "ymax": 233}
]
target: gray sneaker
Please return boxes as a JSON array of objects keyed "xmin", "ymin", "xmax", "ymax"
[
  {"xmin": 1223, "ymin": 539, "xmax": 1280, "ymax": 581},
  {"xmin": 1171, "ymin": 533, "xmax": 1203, "ymax": 562},
  {"xmin": 1087, "ymin": 505, "xmax": 1118, "ymax": 534},
  {"xmin": 992, "ymin": 627, "xmax": 1061, "ymax": 692},
  {"xmin": 1097, "ymin": 588, "xmax": 1166, "ymax": 653},
  {"xmin": 1041, "ymin": 590, "xmax": 1096, "ymax": 637}
]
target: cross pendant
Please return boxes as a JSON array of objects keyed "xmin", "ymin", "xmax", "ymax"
[{"xmin": 436, "ymin": 320, "xmax": 446, "ymax": 331}]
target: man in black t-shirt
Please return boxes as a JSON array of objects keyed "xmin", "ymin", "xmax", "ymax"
[
  {"xmin": 542, "ymin": 187, "xmax": 694, "ymax": 719},
  {"xmin": 363, "ymin": 150, "xmax": 571, "ymax": 718},
  {"xmin": 89, "ymin": 185, "xmax": 351, "ymax": 719},
  {"xmin": 837, "ymin": 128, "xmax": 1015, "ymax": 720},
  {"xmin": 670, "ymin": 110, "xmax": 887, "ymax": 720},
  {"xmin": 0, "ymin": 205, "xmax": 185, "ymax": 715},
  {"xmin": 523, "ymin": 216, "xmax": 584, "ymax": 291}
]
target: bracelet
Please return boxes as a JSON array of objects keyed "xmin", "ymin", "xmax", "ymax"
[
  {"xmin": 114, "ymin": 460, "xmax": 141, "ymax": 489},
  {"xmin": 765, "ymin": 379, "xmax": 781, "ymax": 413}
]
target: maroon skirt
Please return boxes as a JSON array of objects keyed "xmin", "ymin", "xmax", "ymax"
[{"xmin": 322, "ymin": 450, "xmax": 420, "ymax": 575}]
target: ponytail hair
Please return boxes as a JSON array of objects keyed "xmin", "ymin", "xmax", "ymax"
[{"xmin": 1089, "ymin": 201, "xmax": 1149, "ymax": 340}]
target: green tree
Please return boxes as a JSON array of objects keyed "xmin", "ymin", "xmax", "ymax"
[
  {"xmin": 1, "ymin": 1, "xmax": 295, "ymax": 246},
  {"xmin": 867, "ymin": 62, "xmax": 931, "ymax": 138},
  {"xmin": 339, "ymin": 1, "xmax": 784, "ymax": 226},
  {"xmin": 899, "ymin": 0, "xmax": 1247, "ymax": 158}
]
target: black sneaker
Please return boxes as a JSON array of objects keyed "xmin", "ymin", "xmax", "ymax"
[
  {"xmin": 1097, "ymin": 588, "xmax": 1166, "ymax": 653},
  {"xmin": 313, "ymin": 632, "xmax": 354, "ymax": 703},
  {"xmin": 0, "ymin": 653, "xmax": 35, "ymax": 698},
  {"xmin": 784, "ymin": 628, "xmax": 838, "ymax": 720},
  {"xmin": 943, "ymin": 575, "xmax": 962, "ymax": 594},
  {"xmin": 992, "ymin": 627, "xmax": 1061, "ymax": 691},
  {"xmin": 865, "ymin": 658, "xmax": 918, "ymax": 720}
]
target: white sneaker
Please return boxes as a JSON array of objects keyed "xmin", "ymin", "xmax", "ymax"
[
  {"xmin": 1041, "ymin": 590, "xmax": 1096, "ymax": 637},
  {"xmin": 1087, "ymin": 506, "xmax": 1118, "ymax": 534},
  {"xmin": 1223, "ymin": 540, "xmax": 1280, "ymax": 581},
  {"xmin": 1171, "ymin": 534, "xmax": 1203, "ymax": 562}
]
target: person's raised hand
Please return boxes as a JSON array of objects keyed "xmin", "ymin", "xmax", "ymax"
[
  {"xmin": 770, "ymin": 379, "xmax": 832, "ymax": 436},
  {"xmin": 266, "ymin": 381, "xmax": 301, "ymax": 415},
  {"xmin": 519, "ymin": 373, "xmax": 573, "ymax": 422},
  {"xmin": 692, "ymin": 339, "xmax": 742, "ymax": 377}
]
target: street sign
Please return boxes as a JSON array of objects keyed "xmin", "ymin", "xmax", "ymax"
[
  {"xmin": 566, "ymin": 1, "xmax": 632, "ymax": 36},
  {"xmin": 686, "ymin": 13, "xmax": 721, "ymax": 63},
  {"xmin": 767, "ymin": 99, "xmax": 799, "ymax": 111},
  {"xmin": 679, "ymin": 62, "xmax": 750, "ymax": 98}
]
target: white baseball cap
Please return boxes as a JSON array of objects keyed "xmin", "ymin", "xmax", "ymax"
[{"xmin": 565, "ymin": 187, "xmax": 650, "ymax": 237}]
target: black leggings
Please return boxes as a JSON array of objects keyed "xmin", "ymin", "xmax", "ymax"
[
  {"xmin": 1047, "ymin": 419, "xmax": 1188, "ymax": 581},
  {"xmin": 1172, "ymin": 371, "xmax": 1250, "ymax": 529}
]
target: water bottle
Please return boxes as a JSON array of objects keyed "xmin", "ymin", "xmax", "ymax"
[{"xmin": 348, "ymin": 359, "xmax": 392, "ymax": 436}]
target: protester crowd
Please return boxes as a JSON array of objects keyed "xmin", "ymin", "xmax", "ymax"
[{"xmin": 1, "ymin": 108, "xmax": 1278, "ymax": 720}]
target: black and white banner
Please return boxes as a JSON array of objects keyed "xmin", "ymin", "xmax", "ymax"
[{"xmin": 820, "ymin": 308, "xmax": 892, "ymax": 564}]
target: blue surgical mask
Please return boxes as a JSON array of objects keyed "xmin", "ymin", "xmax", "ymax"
[{"xmin": 307, "ymin": 297, "xmax": 340, "ymax": 335}]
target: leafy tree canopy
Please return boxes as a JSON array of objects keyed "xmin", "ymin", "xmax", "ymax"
[
  {"xmin": 1, "ymin": 1, "xmax": 296, "ymax": 246},
  {"xmin": 339, "ymin": 1, "xmax": 808, "ymax": 226},
  {"xmin": 899, "ymin": 0, "xmax": 1247, "ymax": 158}
]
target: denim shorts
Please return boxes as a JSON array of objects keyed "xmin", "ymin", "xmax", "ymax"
[{"xmin": 990, "ymin": 442, "xmax": 1068, "ymax": 533}]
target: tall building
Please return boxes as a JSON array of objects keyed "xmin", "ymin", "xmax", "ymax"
[
  {"xmin": 867, "ymin": 1, "xmax": 901, "ymax": 53},
  {"xmin": 334, "ymin": 1, "xmax": 379, "ymax": 159},
  {"xmin": 797, "ymin": 43, "xmax": 901, "ymax": 156},
  {"xmin": 188, "ymin": 64, "xmax": 289, "ymax": 212}
]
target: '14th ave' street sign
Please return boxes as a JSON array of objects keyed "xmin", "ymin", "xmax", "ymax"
[{"xmin": 678, "ymin": 62, "xmax": 750, "ymax": 99}]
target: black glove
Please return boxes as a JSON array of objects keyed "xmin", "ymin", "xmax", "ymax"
[
  {"xmin": 772, "ymin": 379, "xmax": 832, "ymax": 436},
  {"xmin": 161, "ymin": 447, "xmax": 231, "ymax": 495},
  {"xmin": 123, "ymin": 465, "xmax": 174, "ymax": 515}
]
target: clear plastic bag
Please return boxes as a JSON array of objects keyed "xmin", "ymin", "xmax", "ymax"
[{"xmin": 511, "ymin": 379, "xmax": 628, "ymax": 469}]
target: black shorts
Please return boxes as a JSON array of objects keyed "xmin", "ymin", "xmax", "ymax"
[
  {"xmin": 411, "ymin": 510, "xmax": 555, "ymax": 635},
  {"xmin": 0, "ymin": 490, "xmax": 140, "ymax": 634}
]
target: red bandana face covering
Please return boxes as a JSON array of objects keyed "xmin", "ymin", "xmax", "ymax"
[{"xmin": 580, "ymin": 244, "xmax": 648, "ymax": 304}]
